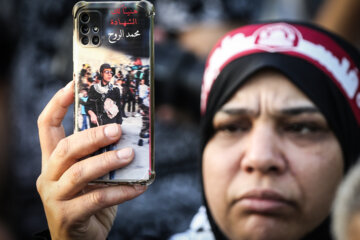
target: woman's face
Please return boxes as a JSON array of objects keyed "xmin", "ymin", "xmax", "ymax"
[{"xmin": 203, "ymin": 70, "xmax": 343, "ymax": 240}]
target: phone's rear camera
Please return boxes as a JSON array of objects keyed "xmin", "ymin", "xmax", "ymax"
[
  {"xmin": 81, "ymin": 25, "xmax": 89, "ymax": 34},
  {"xmin": 80, "ymin": 13, "xmax": 90, "ymax": 23},
  {"xmin": 92, "ymin": 26, "xmax": 99, "ymax": 33},
  {"xmin": 92, "ymin": 36, "xmax": 100, "ymax": 45},
  {"xmin": 81, "ymin": 36, "xmax": 89, "ymax": 45}
]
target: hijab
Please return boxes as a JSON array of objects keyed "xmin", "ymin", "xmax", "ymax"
[{"xmin": 200, "ymin": 21, "xmax": 360, "ymax": 240}]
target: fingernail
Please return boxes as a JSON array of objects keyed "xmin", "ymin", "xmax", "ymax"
[
  {"xmin": 104, "ymin": 124, "xmax": 119, "ymax": 138},
  {"xmin": 116, "ymin": 147, "xmax": 133, "ymax": 159}
]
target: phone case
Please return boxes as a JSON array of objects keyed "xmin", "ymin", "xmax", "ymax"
[{"xmin": 73, "ymin": 1, "xmax": 155, "ymax": 185}]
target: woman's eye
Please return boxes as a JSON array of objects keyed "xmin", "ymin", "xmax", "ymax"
[
  {"xmin": 283, "ymin": 122, "xmax": 324, "ymax": 135},
  {"xmin": 216, "ymin": 122, "xmax": 251, "ymax": 134}
]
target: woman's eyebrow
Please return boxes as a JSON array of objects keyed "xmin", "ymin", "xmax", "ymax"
[
  {"xmin": 220, "ymin": 108, "xmax": 258, "ymax": 116},
  {"xmin": 218, "ymin": 106, "xmax": 320, "ymax": 117},
  {"xmin": 280, "ymin": 106, "xmax": 320, "ymax": 115}
]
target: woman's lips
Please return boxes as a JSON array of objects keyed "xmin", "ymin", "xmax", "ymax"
[{"xmin": 234, "ymin": 189, "xmax": 297, "ymax": 215}]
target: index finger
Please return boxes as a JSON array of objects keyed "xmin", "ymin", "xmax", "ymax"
[{"xmin": 38, "ymin": 81, "xmax": 74, "ymax": 163}]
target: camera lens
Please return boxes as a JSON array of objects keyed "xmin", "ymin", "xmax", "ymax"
[
  {"xmin": 81, "ymin": 25, "xmax": 89, "ymax": 34},
  {"xmin": 92, "ymin": 26, "xmax": 99, "ymax": 33},
  {"xmin": 92, "ymin": 36, "xmax": 100, "ymax": 45},
  {"xmin": 81, "ymin": 36, "xmax": 89, "ymax": 45},
  {"xmin": 80, "ymin": 13, "xmax": 90, "ymax": 23}
]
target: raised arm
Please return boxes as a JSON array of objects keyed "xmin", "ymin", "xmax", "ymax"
[{"xmin": 36, "ymin": 81, "xmax": 147, "ymax": 240}]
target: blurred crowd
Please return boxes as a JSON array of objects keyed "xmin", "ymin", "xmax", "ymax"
[{"xmin": 0, "ymin": 0, "xmax": 359, "ymax": 239}]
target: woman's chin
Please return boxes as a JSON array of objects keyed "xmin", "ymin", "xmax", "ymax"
[{"xmin": 223, "ymin": 215, "xmax": 304, "ymax": 240}]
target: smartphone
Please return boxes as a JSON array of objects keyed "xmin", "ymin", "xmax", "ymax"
[{"xmin": 73, "ymin": 1, "xmax": 155, "ymax": 185}]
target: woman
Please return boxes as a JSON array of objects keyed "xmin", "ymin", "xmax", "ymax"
[
  {"xmin": 199, "ymin": 21, "xmax": 360, "ymax": 240},
  {"xmin": 36, "ymin": 21, "xmax": 360, "ymax": 239}
]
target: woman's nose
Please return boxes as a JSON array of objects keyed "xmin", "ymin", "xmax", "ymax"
[{"xmin": 240, "ymin": 122, "xmax": 286, "ymax": 175}]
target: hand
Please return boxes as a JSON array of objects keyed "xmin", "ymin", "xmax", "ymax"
[
  {"xmin": 37, "ymin": 81, "xmax": 147, "ymax": 240},
  {"xmin": 88, "ymin": 110, "xmax": 99, "ymax": 125}
]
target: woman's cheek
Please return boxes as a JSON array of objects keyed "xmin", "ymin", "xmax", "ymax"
[{"xmin": 286, "ymin": 138, "xmax": 343, "ymax": 225}]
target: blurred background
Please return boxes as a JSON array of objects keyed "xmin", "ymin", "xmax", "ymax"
[{"xmin": 0, "ymin": 0, "xmax": 359, "ymax": 239}]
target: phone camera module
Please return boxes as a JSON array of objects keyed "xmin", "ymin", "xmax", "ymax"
[
  {"xmin": 92, "ymin": 36, "xmax": 100, "ymax": 45},
  {"xmin": 80, "ymin": 13, "xmax": 90, "ymax": 23},
  {"xmin": 81, "ymin": 25, "xmax": 90, "ymax": 34},
  {"xmin": 81, "ymin": 36, "xmax": 89, "ymax": 45}
]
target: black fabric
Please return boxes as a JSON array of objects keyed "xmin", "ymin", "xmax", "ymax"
[
  {"xmin": 200, "ymin": 22, "xmax": 360, "ymax": 240},
  {"xmin": 32, "ymin": 229, "xmax": 111, "ymax": 240},
  {"xmin": 32, "ymin": 229, "xmax": 51, "ymax": 240},
  {"xmin": 86, "ymin": 83, "xmax": 123, "ymax": 127}
]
